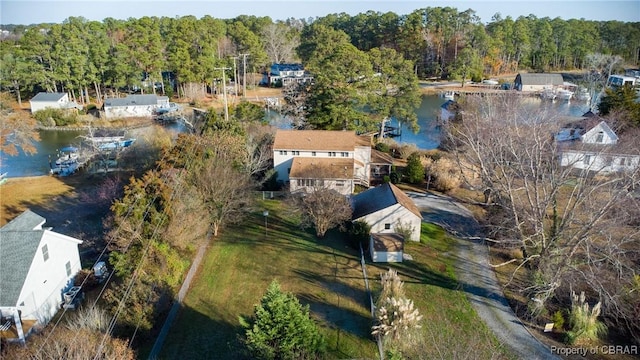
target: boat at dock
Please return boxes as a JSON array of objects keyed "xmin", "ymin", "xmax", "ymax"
[
  {"xmin": 55, "ymin": 146, "xmax": 79, "ymax": 166},
  {"xmin": 441, "ymin": 90, "xmax": 456, "ymax": 101},
  {"xmin": 556, "ymin": 88, "xmax": 574, "ymax": 101}
]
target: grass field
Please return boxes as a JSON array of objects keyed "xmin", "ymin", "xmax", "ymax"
[{"xmin": 156, "ymin": 200, "xmax": 511, "ymax": 359}]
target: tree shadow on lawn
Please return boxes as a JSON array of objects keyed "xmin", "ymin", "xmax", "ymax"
[
  {"xmin": 157, "ymin": 303, "xmax": 249, "ymax": 360},
  {"xmin": 293, "ymin": 268, "xmax": 369, "ymax": 317},
  {"xmin": 297, "ymin": 290, "xmax": 372, "ymax": 339}
]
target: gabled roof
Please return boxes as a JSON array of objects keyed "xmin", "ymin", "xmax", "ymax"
[
  {"xmin": 0, "ymin": 210, "xmax": 82, "ymax": 307},
  {"xmin": 273, "ymin": 130, "xmax": 369, "ymax": 151},
  {"xmin": 0, "ymin": 211, "xmax": 48, "ymax": 307},
  {"xmin": 30, "ymin": 92, "xmax": 67, "ymax": 102},
  {"xmin": 289, "ymin": 158, "xmax": 354, "ymax": 179},
  {"xmin": 104, "ymin": 94, "xmax": 168, "ymax": 107},
  {"xmin": 516, "ymin": 73, "xmax": 564, "ymax": 86},
  {"xmin": 351, "ymin": 183, "xmax": 422, "ymax": 220},
  {"xmin": 582, "ymin": 121, "xmax": 618, "ymax": 144},
  {"xmin": 0, "ymin": 209, "xmax": 45, "ymax": 231},
  {"xmin": 370, "ymin": 149, "xmax": 394, "ymax": 165}
]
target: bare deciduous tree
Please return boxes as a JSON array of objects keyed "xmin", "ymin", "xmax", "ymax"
[
  {"xmin": 445, "ymin": 94, "xmax": 640, "ymax": 329},
  {"xmin": 261, "ymin": 23, "xmax": 299, "ymax": 64},
  {"xmin": 289, "ymin": 187, "xmax": 352, "ymax": 237},
  {"xmin": 0, "ymin": 94, "xmax": 40, "ymax": 155}
]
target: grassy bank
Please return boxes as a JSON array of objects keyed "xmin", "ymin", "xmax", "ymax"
[
  {"xmin": 0, "ymin": 176, "xmax": 74, "ymax": 225},
  {"xmin": 156, "ymin": 200, "xmax": 510, "ymax": 359}
]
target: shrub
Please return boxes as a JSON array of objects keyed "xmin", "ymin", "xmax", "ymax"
[
  {"xmin": 424, "ymin": 157, "xmax": 462, "ymax": 193},
  {"xmin": 565, "ymin": 291, "xmax": 607, "ymax": 345},
  {"xmin": 389, "ymin": 172, "xmax": 399, "ymax": 184},
  {"xmin": 404, "ymin": 152, "xmax": 424, "ymax": 184},
  {"xmin": 347, "ymin": 220, "xmax": 370, "ymax": 250},
  {"xmin": 241, "ymin": 280, "xmax": 325, "ymax": 359},
  {"xmin": 33, "ymin": 108, "xmax": 78, "ymax": 126},
  {"xmin": 375, "ymin": 142, "xmax": 390, "ymax": 153},
  {"xmin": 552, "ymin": 310, "xmax": 566, "ymax": 332}
]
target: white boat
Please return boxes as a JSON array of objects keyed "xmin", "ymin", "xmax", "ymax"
[
  {"xmin": 540, "ymin": 88, "xmax": 556, "ymax": 101},
  {"xmin": 556, "ymin": 89, "xmax": 573, "ymax": 101},
  {"xmin": 441, "ymin": 90, "xmax": 455, "ymax": 101},
  {"xmin": 55, "ymin": 146, "xmax": 79, "ymax": 166},
  {"xmin": 482, "ymin": 79, "xmax": 499, "ymax": 85}
]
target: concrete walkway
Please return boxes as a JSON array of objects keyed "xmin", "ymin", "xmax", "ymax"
[{"xmin": 406, "ymin": 191, "xmax": 558, "ymax": 360}]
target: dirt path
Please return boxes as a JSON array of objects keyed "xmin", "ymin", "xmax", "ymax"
[{"xmin": 405, "ymin": 191, "xmax": 559, "ymax": 360}]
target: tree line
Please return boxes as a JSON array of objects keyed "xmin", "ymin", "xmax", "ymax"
[{"xmin": 1, "ymin": 8, "xmax": 639, "ymax": 103}]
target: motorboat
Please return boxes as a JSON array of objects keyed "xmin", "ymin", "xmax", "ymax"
[
  {"xmin": 540, "ymin": 88, "xmax": 556, "ymax": 101},
  {"xmin": 556, "ymin": 88, "xmax": 574, "ymax": 101},
  {"xmin": 441, "ymin": 90, "xmax": 455, "ymax": 101},
  {"xmin": 55, "ymin": 146, "xmax": 79, "ymax": 166}
]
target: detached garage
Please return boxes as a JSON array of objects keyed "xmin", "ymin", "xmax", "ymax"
[{"xmin": 370, "ymin": 233, "xmax": 404, "ymax": 263}]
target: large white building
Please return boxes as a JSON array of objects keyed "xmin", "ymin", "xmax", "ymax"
[
  {"xmin": 103, "ymin": 94, "xmax": 169, "ymax": 119},
  {"xmin": 0, "ymin": 210, "xmax": 83, "ymax": 343},
  {"xmin": 273, "ymin": 130, "xmax": 386, "ymax": 195},
  {"xmin": 559, "ymin": 121, "xmax": 640, "ymax": 173}
]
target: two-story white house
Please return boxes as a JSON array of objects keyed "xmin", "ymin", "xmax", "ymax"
[
  {"xmin": 273, "ymin": 130, "xmax": 394, "ymax": 195},
  {"xmin": 559, "ymin": 121, "xmax": 640, "ymax": 173},
  {"xmin": 0, "ymin": 210, "xmax": 83, "ymax": 343},
  {"xmin": 264, "ymin": 63, "xmax": 313, "ymax": 87}
]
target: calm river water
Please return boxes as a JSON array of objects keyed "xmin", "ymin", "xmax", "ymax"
[{"xmin": 1, "ymin": 95, "xmax": 590, "ymax": 178}]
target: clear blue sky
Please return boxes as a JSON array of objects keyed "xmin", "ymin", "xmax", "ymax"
[{"xmin": 1, "ymin": 0, "xmax": 638, "ymax": 25}]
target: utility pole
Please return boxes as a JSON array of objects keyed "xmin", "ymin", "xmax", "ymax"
[
  {"xmin": 239, "ymin": 53, "xmax": 249, "ymax": 98},
  {"xmin": 231, "ymin": 56, "xmax": 239, "ymax": 99},
  {"xmin": 214, "ymin": 67, "xmax": 231, "ymax": 121}
]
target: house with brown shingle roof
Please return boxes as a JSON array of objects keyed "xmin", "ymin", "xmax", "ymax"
[
  {"xmin": 273, "ymin": 130, "xmax": 390, "ymax": 193},
  {"xmin": 351, "ymin": 183, "xmax": 422, "ymax": 242}
]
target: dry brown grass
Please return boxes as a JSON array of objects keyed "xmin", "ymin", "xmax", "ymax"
[{"xmin": 0, "ymin": 176, "xmax": 75, "ymax": 225}]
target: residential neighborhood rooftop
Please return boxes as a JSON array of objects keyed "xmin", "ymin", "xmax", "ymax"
[
  {"xmin": 30, "ymin": 92, "xmax": 67, "ymax": 102},
  {"xmin": 104, "ymin": 94, "xmax": 168, "ymax": 107},
  {"xmin": 289, "ymin": 158, "xmax": 354, "ymax": 179},
  {"xmin": 273, "ymin": 130, "xmax": 370, "ymax": 152},
  {"xmin": 351, "ymin": 183, "xmax": 422, "ymax": 219}
]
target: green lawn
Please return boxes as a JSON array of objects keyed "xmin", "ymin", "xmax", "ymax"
[{"xmin": 158, "ymin": 202, "xmax": 511, "ymax": 359}]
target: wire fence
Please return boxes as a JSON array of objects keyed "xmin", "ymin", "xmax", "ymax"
[{"xmin": 360, "ymin": 243, "xmax": 384, "ymax": 360}]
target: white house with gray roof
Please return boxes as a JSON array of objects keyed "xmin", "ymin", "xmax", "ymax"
[
  {"xmin": 514, "ymin": 73, "xmax": 564, "ymax": 92},
  {"xmin": 0, "ymin": 210, "xmax": 83, "ymax": 343},
  {"xmin": 29, "ymin": 92, "xmax": 80, "ymax": 113},
  {"xmin": 103, "ymin": 94, "xmax": 169, "ymax": 119}
]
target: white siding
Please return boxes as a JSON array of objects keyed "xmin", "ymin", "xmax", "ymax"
[
  {"xmin": 30, "ymin": 94, "xmax": 69, "ymax": 113},
  {"xmin": 17, "ymin": 232, "xmax": 82, "ymax": 323},
  {"xmin": 561, "ymin": 151, "xmax": 640, "ymax": 173},
  {"xmin": 356, "ymin": 204, "xmax": 422, "ymax": 242},
  {"xmin": 290, "ymin": 178, "xmax": 354, "ymax": 196},
  {"xmin": 274, "ymin": 149, "xmax": 357, "ymax": 183},
  {"xmin": 104, "ymin": 105, "xmax": 160, "ymax": 119}
]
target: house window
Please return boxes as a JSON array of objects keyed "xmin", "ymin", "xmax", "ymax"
[
  {"xmin": 605, "ymin": 156, "xmax": 613, "ymax": 166},
  {"xmin": 384, "ymin": 223, "xmax": 392, "ymax": 230},
  {"xmin": 292, "ymin": 151, "xmax": 300, "ymax": 156},
  {"xmin": 341, "ymin": 152, "xmax": 349, "ymax": 157},
  {"xmin": 328, "ymin": 152, "xmax": 337, "ymax": 157},
  {"xmin": 336, "ymin": 180, "xmax": 345, "ymax": 187},
  {"xmin": 66, "ymin": 261, "xmax": 72, "ymax": 276},
  {"xmin": 584, "ymin": 154, "xmax": 592, "ymax": 165},
  {"xmin": 596, "ymin": 132, "xmax": 604, "ymax": 143},
  {"xmin": 42, "ymin": 244, "xmax": 49, "ymax": 262},
  {"xmin": 279, "ymin": 150, "xmax": 288, "ymax": 155},
  {"xmin": 312, "ymin": 151, "xmax": 316, "ymax": 156},
  {"xmin": 620, "ymin": 157, "xmax": 627, "ymax": 166}
]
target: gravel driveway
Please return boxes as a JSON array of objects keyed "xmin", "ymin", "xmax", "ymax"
[{"xmin": 406, "ymin": 191, "xmax": 559, "ymax": 360}]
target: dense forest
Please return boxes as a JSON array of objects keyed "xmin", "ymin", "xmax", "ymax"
[{"xmin": 1, "ymin": 7, "xmax": 639, "ymax": 103}]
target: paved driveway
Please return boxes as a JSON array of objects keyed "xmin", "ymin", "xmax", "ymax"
[{"xmin": 406, "ymin": 191, "xmax": 558, "ymax": 360}]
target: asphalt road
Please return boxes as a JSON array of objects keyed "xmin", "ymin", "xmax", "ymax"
[{"xmin": 406, "ymin": 191, "xmax": 559, "ymax": 360}]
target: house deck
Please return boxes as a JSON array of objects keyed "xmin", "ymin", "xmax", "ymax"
[{"xmin": 0, "ymin": 319, "xmax": 37, "ymax": 342}]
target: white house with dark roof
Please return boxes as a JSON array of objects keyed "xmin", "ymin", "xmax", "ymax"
[
  {"xmin": 103, "ymin": 94, "xmax": 169, "ymax": 119},
  {"xmin": 560, "ymin": 121, "xmax": 640, "ymax": 173},
  {"xmin": 289, "ymin": 157, "xmax": 356, "ymax": 195},
  {"xmin": 0, "ymin": 210, "xmax": 83, "ymax": 343},
  {"xmin": 29, "ymin": 92, "xmax": 80, "ymax": 113},
  {"xmin": 265, "ymin": 63, "xmax": 313, "ymax": 87},
  {"xmin": 351, "ymin": 183, "xmax": 422, "ymax": 242}
]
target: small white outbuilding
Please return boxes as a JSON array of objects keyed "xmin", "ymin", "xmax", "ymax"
[{"xmin": 370, "ymin": 233, "xmax": 404, "ymax": 263}]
